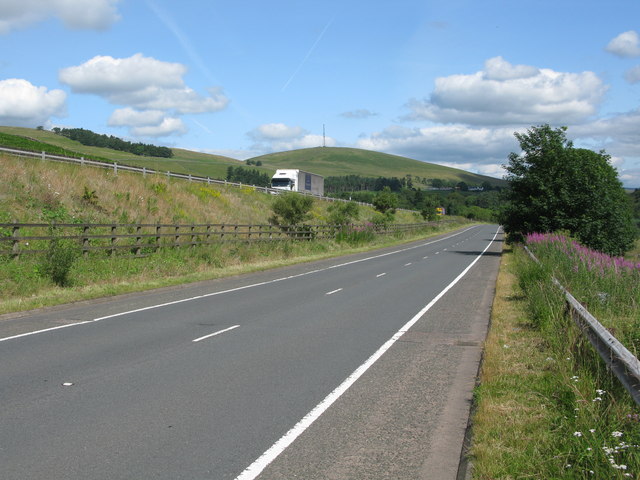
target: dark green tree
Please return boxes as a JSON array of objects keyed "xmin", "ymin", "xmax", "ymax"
[
  {"xmin": 501, "ymin": 124, "xmax": 636, "ymax": 255},
  {"xmin": 269, "ymin": 193, "xmax": 314, "ymax": 231},
  {"xmin": 372, "ymin": 186, "xmax": 398, "ymax": 214}
]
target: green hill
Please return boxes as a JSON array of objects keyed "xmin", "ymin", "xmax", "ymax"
[
  {"xmin": 0, "ymin": 126, "xmax": 505, "ymax": 187},
  {"xmin": 0, "ymin": 126, "xmax": 242, "ymax": 180},
  {"xmin": 249, "ymin": 147, "xmax": 506, "ymax": 187}
]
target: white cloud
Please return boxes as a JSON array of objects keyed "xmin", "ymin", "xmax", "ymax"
[
  {"xmin": 341, "ymin": 109, "xmax": 378, "ymax": 119},
  {"xmin": 605, "ymin": 30, "xmax": 640, "ymax": 58},
  {"xmin": 625, "ymin": 65, "xmax": 640, "ymax": 84},
  {"xmin": 406, "ymin": 56, "xmax": 606, "ymax": 126},
  {"xmin": 248, "ymin": 123, "xmax": 334, "ymax": 152},
  {"xmin": 357, "ymin": 124, "xmax": 517, "ymax": 176},
  {"xmin": 0, "ymin": 78, "xmax": 66, "ymax": 126},
  {"xmin": 0, "ymin": 0, "xmax": 121, "ymax": 34},
  {"xmin": 59, "ymin": 53, "xmax": 229, "ymax": 138},
  {"xmin": 59, "ymin": 54, "xmax": 186, "ymax": 94},
  {"xmin": 130, "ymin": 117, "xmax": 187, "ymax": 137},
  {"xmin": 248, "ymin": 123, "xmax": 306, "ymax": 140},
  {"xmin": 108, "ymin": 108, "xmax": 166, "ymax": 127}
]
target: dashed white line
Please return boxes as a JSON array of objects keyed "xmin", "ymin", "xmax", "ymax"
[
  {"xmin": 192, "ymin": 325, "xmax": 240, "ymax": 343},
  {"xmin": 0, "ymin": 226, "xmax": 482, "ymax": 343},
  {"xmin": 376, "ymin": 273, "xmax": 386, "ymax": 278},
  {"xmin": 234, "ymin": 226, "xmax": 501, "ymax": 480},
  {"xmin": 404, "ymin": 263, "xmax": 412, "ymax": 266},
  {"xmin": 325, "ymin": 288, "xmax": 343, "ymax": 296}
]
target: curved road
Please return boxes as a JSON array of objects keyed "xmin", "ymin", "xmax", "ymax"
[{"xmin": 0, "ymin": 224, "xmax": 502, "ymax": 479}]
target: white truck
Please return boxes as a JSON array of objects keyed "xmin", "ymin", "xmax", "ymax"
[{"xmin": 270, "ymin": 169, "xmax": 324, "ymax": 196}]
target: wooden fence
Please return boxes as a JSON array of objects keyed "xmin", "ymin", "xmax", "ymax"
[{"xmin": 0, "ymin": 221, "xmax": 438, "ymax": 258}]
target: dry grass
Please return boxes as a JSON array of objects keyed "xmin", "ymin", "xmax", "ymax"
[{"xmin": 470, "ymin": 247, "xmax": 561, "ymax": 478}]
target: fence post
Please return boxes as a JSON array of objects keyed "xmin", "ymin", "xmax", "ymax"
[
  {"xmin": 175, "ymin": 225, "xmax": 180, "ymax": 247},
  {"xmin": 206, "ymin": 225, "xmax": 211, "ymax": 243},
  {"xmin": 11, "ymin": 225, "xmax": 20, "ymax": 258},
  {"xmin": 82, "ymin": 225, "xmax": 89, "ymax": 257},
  {"xmin": 191, "ymin": 225, "xmax": 196, "ymax": 248},
  {"xmin": 110, "ymin": 225, "xmax": 117, "ymax": 256},
  {"xmin": 135, "ymin": 225, "xmax": 142, "ymax": 256},
  {"xmin": 155, "ymin": 225, "xmax": 161, "ymax": 251},
  {"xmin": 220, "ymin": 224, "xmax": 225, "ymax": 240}
]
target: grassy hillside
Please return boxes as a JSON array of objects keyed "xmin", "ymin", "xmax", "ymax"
[
  {"xmin": 249, "ymin": 147, "xmax": 506, "ymax": 187},
  {"xmin": 0, "ymin": 126, "xmax": 243, "ymax": 180},
  {"xmin": 0, "ymin": 152, "xmax": 423, "ymax": 226},
  {"xmin": 0, "ymin": 127, "xmax": 505, "ymax": 188}
]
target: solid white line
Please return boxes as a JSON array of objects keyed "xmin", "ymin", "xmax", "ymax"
[
  {"xmin": 376, "ymin": 273, "xmax": 386, "ymax": 278},
  {"xmin": 234, "ymin": 226, "xmax": 500, "ymax": 480},
  {"xmin": 325, "ymin": 288, "xmax": 343, "ymax": 296},
  {"xmin": 0, "ymin": 226, "xmax": 481, "ymax": 343},
  {"xmin": 192, "ymin": 325, "xmax": 240, "ymax": 343},
  {"xmin": 0, "ymin": 321, "xmax": 94, "ymax": 343}
]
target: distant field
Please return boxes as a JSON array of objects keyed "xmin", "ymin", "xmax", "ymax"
[{"xmin": 0, "ymin": 126, "xmax": 506, "ymax": 187}]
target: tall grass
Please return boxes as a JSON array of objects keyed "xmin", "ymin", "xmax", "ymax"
[{"xmin": 472, "ymin": 237, "xmax": 640, "ymax": 479}]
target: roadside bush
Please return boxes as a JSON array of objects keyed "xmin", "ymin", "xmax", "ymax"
[
  {"xmin": 269, "ymin": 193, "xmax": 314, "ymax": 237},
  {"xmin": 41, "ymin": 236, "xmax": 80, "ymax": 287}
]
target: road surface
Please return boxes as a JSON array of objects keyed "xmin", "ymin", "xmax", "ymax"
[{"xmin": 0, "ymin": 224, "xmax": 502, "ymax": 479}]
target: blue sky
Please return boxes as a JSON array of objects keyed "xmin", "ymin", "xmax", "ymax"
[{"xmin": 1, "ymin": 0, "xmax": 640, "ymax": 187}]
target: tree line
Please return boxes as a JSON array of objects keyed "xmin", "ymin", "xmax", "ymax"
[
  {"xmin": 226, "ymin": 166, "xmax": 271, "ymax": 187},
  {"xmin": 53, "ymin": 128, "xmax": 173, "ymax": 158}
]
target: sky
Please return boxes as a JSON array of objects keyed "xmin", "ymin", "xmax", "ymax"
[{"xmin": 1, "ymin": 0, "xmax": 640, "ymax": 187}]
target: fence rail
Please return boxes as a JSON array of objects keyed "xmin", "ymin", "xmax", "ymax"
[
  {"xmin": 525, "ymin": 246, "xmax": 640, "ymax": 405},
  {"xmin": 0, "ymin": 146, "xmax": 375, "ymax": 207},
  {"xmin": 0, "ymin": 221, "xmax": 439, "ymax": 258}
]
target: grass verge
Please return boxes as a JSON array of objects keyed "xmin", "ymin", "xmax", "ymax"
[
  {"xmin": 471, "ymin": 245, "xmax": 640, "ymax": 479},
  {"xmin": 0, "ymin": 220, "xmax": 472, "ymax": 315}
]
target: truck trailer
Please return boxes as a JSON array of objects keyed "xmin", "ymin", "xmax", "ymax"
[{"xmin": 270, "ymin": 169, "xmax": 324, "ymax": 196}]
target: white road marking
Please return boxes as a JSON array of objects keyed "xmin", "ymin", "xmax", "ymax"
[
  {"xmin": 376, "ymin": 273, "xmax": 386, "ymax": 278},
  {"xmin": 404, "ymin": 263, "xmax": 412, "ymax": 266},
  {"xmin": 192, "ymin": 325, "xmax": 240, "ymax": 343},
  {"xmin": 0, "ymin": 226, "xmax": 481, "ymax": 343},
  {"xmin": 234, "ymin": 226, "xmax": 501, "ymax": 480},
  {"xmin": 325, "ymin": 288, "xmax": 343, "ymax": 296}
]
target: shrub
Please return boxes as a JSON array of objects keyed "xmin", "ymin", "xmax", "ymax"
[{"xmin": 41, "ymin": 236, "xmax": 80, "ymax": 287}]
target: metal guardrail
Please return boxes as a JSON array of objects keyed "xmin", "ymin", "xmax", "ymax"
[
  {"xmin": 524, "ymin": 246, "xmax": 640, "ymax": 405},
  {"xmin": 0, "ymin": 146, "xmax": 374, "ymax": 207},
  {"xmin": 0, "ymin": 221, "xmax": 440, "ymax": 258}
]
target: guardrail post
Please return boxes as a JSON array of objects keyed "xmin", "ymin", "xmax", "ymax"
[
  {"xmin": 188, "ymin": 174, "xmax": 192, "ymax": 182},
  {"xmin": 143, "ymin": 167, "xmax": 146, "ymax": 177},
  {"xmin": 80, "ymin": 157, "xmax": 84, "ymax": 166},
  {"xmin": 114, "ymin": 162, "xmax": 118, "ymax": 176},
  {"xmin": 41, "ymin": 151, "xmax": 45, "ymax": 161}
]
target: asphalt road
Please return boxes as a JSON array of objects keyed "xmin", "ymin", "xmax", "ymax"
[{"xmin": 0, "ymin": 224, "xmax": 503, "ymax": 479}]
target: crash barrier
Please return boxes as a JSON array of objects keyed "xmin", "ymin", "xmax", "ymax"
[
  {"xmin": 525, "ymin": 246, "xmax": 640, "ymax": 406},
  {"xmin": 0, "ymin": 221, "xmax": 442, "ymax": 258}
]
